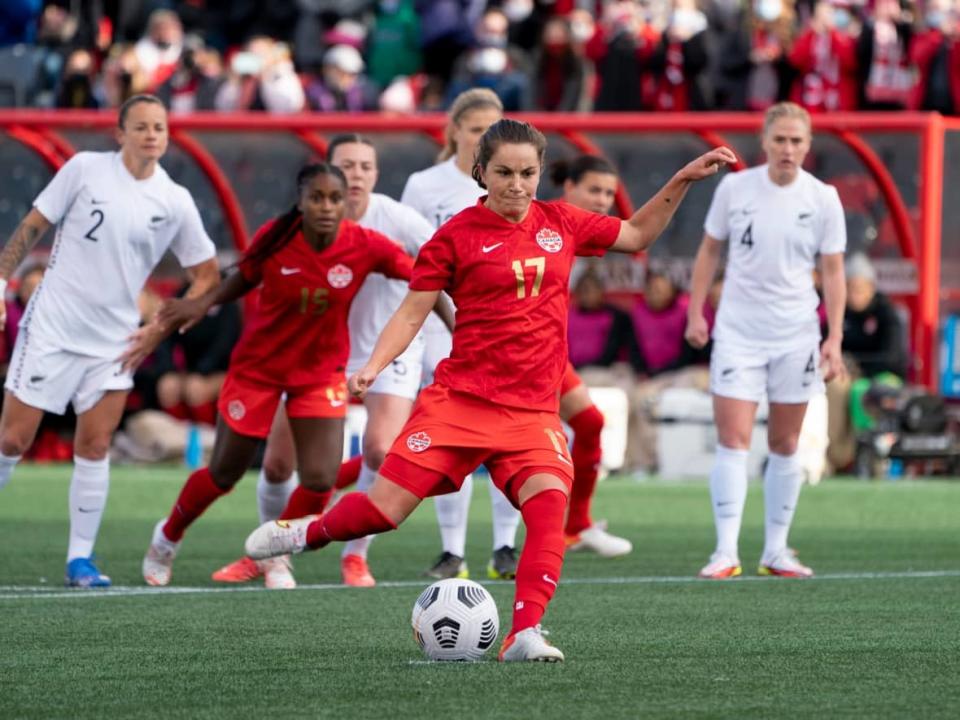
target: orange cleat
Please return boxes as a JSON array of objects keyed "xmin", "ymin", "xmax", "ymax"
[
  {"xmin": 211, "ymin": 556, "xmax": 263, "ymax": 583},
  {"xmin": 341, "ymin": 554, "xmax": 376, "ymax": 587}
]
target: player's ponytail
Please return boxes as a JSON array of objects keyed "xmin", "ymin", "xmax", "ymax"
[
  {"xmin": 240, "ymin": 163, "xmax": 346, "ymax": 268},
  {"xmin": 550, "ymin": 155, "xmax": 617, "ymax": 187}
]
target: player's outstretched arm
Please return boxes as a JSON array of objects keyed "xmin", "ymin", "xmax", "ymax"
[
  {"xmin": 348, "ymin": 289, "xmax": 439, "ymax": 398},
  {"xmin": 819, "ymin": 252, "xmax": 847, "ymax": 382},
  {"xmin": 685, "ymin": 233, "xmax": 724, "ymax": 349},
  {"xmin": 0, "ymin": 209, "xmax": 52, "ymax": 328},
  {"xmin": 611, "ymin": 147, "xmax": 737, "ymax": 254}
]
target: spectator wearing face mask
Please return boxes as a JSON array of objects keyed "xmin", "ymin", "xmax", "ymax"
[
  {"xmin": 789, "ymin": 0, "xmax": 859, "ymax": 111},
  {"xmin": 56, "ymin": 48, "xmax": 99, "ymax": 109},
  {"xmin": 534, "ymin": 16, "xmax": 592, "ymax": 111},
  {"xmin": 445, "ymin": 8, "xmax": 533, "ymax": 110},
  {"xmin": 909, "ymin": 0, "xmax": 960, "ymax": 114},
  {"xmin": 589, "ymin": 0, "xmax": 661, "ymax": 111},
  {"xmin": 134, "ymin": 9, "xmax": 183, "ymax": 91},
  {"xmin": 857, "ymin": 0, "xmax": 915, "ymax": 110},
  {"xmin": 717, "ymin": 0, "xmax": 798, "ymax": 110},
  {"xmin": 218, "ymin": 37, "xmax": 306, "ymax": 113},
  {"xmin": 305, "ymin": 44, "xmax": 379, "ymax": 112},
  {"xmin": 648, "ymin": 0, "xmax": 712, "ymax": 111}
]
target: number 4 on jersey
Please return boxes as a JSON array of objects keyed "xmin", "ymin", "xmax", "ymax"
[{"xmin": 739, "ymin": 222, "xmax": 753, "ymax": 249}]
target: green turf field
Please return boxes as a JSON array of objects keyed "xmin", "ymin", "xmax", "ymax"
[{"xmin": 1, "ymin": 465, "xmax": 958, "ymax": 719}]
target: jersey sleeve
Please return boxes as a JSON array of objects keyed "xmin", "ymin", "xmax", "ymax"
[
  {"xmin": 394, "ymin": 204, "xmax": 436, "ymax": 256},
  {"xmin": 169, "ymin": 187, "xmax": 217, "ymax": 268},
  {"xmin": 399, "ymin": 173, "xmax": 428, "ymax": 221},
  {"xmin": 818, "ymin": 185, "xmax": 847, "ymax": 255},
  {"xmin": 703, "ymin": 174, "xmax": 732, "ymax": 241},
  {"xmin": 409, "ymin": 228, "xmax": 454, "ymax": 292},
  {"xmin": 32, "ymin": 152, "xmax": 87, "ymax": 224},
  {"xmin": 560, "ymin": 202, "xmax": 621, "ymax": 257},
  {"xmin": 368, "ymin": 230, "xmax": 415, "ymax": 281}
]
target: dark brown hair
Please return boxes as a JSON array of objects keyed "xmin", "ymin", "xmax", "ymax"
[
  {"xmin": 326, "ymin": 133, "xmax": 375, "ymax": 162},
  {"xmin": 118, "ymin": 93, "xmax": 166, "ymax": 128},
  {"xmin": 550, "ymin": 154, "xmax": 617, "ymax": 187},
  {"xmin": 471, "ymin": 119, "xmax": 548, "ymax": 189}
]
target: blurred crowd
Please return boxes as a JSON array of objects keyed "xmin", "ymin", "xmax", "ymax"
[{"xmin": 1, "ymin": 0, "xmax": 959, "ymax": 114}]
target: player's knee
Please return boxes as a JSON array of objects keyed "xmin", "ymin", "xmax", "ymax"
[
  {"xmin": 297, "ymin": 467, "xmax": 337, "ymax": 492},
  {"xmin": 182, "ymin": 374, "xmax": 211, "ymax": 406},
  {"xmin": 361, "ymin": 442, "xmax": 389, "ymax": 471},
  {"xmin": 262, "ymin": 455, "xmax": 295, "ymax": 484},
  {"xmin": 0, "ymin": 431, "xmax": 32, "ymax": 457},
  {"xmin": 156, "ymin": 373, "xmax": 184, "ymax": 408},
  {"xmin": 73, "ymin": 436, "xmax": 111, "ymax": 461},
  {"xmin": 768, "ymin": 436, "xmax": 799, "ymax": 456}
]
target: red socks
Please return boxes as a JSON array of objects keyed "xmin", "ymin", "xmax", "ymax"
[
  {"xmin": 278, "ymin": 485, "xmax": 333, "ymax": 520},
  {"xmin": 511, "ymin": 489, "xmax": 567, "ymax": 636},
  {"xmin": 305, "ymin": 492, "xmax": 396, "ymax": 549},
  {"xmin": 565, "ymin": 405, "xmax": 604, "ymax": 536},
  {"xmin": 335, "ymin": 455, "xmax": 362, "ymax": 490},
  {"xmin": 162, "ymin": 467, "xmax": 229, "ymax": 542}
]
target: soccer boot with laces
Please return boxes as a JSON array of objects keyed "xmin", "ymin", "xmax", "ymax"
[
  {"xmin": 487, "ymin": 545, "xmax": 518, "ymax": 580},
  {"xmin": 423, "ymin": 551, "xmax": 469, "ymax": 580},
  {"xmin": 244, "ymin": 517, "xmax": 313, "ymax": 560},
  {"xmin": 65, "ymin": 556, "xmax": 111, "ymax": 588},
  {"xmin": 565, "ymin": 520, "xmax": 633, "ymax": 557},
  {"xmin": 498, "ymin": 625, "xmax": 565, "ymax": 663},
  {"xmin": 341, "ymin": 553, "xmax": 376, "ymax": 587},
  {"xmin": 211, "ymin": 556, "xmax": 263, "ymax": 583},
  {"xmin": 758, "ymin": 548, "xmax": 814, "ymax": 578},
  {"xmin": 142, "ymin": 520, "xmax": 180, "ymax": 586},
  {"xmin": 698, "ymin": 551, "xmax": 743, "ymax": 579}
]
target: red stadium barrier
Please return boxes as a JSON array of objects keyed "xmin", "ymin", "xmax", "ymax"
[{"xmin": 0, "ymin": 110, "xmax": 952, "ymax": 389}]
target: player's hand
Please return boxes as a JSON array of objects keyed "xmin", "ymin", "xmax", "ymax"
[
  {"xmin": 158, "ymin": 297, "xmax": 207, "ymax": 335},
  {"xmin": 678, "ymin": 147, "xmax": 738, "ymax": 182},
  {"xmin": 119, "ymin": 320, "xmax": 165, "ymax": 373},
  {"xmin": 348, "ymin": 366, "xmax": 379, "ymax": 399},
  {"xmin": 685, "ymin": 313, "xmax": 710, "ymax": 349},
  {"xmin": 820, "ymin": 335, "xmax": 846, "ymax": 383}
]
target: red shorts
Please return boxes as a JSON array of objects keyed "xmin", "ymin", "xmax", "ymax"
[
  {"xmin": 218, "ymin": 372, "xmax": 347, "ymax": 438},
  {"xmin": 560, "ymin": 362, "xmax": 583, "ymax": 396},
  {"xmin": 379, "ymin": 384, "xmax": 573, "ymax": 505}
]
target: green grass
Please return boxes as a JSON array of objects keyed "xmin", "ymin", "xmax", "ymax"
[{"xmin": 1, "ymin": 466, "xmax": 958, "ymax": 719}]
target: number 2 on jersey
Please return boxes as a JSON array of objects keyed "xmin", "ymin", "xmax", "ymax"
[
  {"xmin": 512, "ymin": 257, "xmax": 545, "ymax": 299},
  {"xmin": 84, "ymin": 209, "xmax": 104, "ymax": 242}
]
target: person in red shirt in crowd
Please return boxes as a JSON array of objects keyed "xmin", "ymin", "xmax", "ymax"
[
  {"xmin": 856, "ymin": 0, "xmax": 915, "ymax": 110},
  {"xmin": 789, "ymin": 0, "xmax": 859, "ymax": 112},
  {"xmin": 552, "ymin": 155, "xmax": 633, "ymax": 557},
  {"xmin": 648, "ymin": 0, "xmax": 712, "ymax": 111},
  {"xmin": 909, "ymin": 0, "xmax": 960, "ymax": 114},
  {"xmin": 245, "ymin": 118, "xmax": 736, "ymax": 662},
  {"xmin": 141, "ymin": 163, "xmax": 419, "ymax": 588},
  {"xmin": 587, "ymin": 0, "xmax": 660, "ymax": 111}
]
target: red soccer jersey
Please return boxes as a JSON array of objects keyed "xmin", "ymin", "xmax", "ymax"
[
  {"xmin": 410, "ymin": 198, "xmax": 620, "ymax": 411},
  {"xmin": 228, "ymin": 219, "xmax": 413, "ymax": 388}
]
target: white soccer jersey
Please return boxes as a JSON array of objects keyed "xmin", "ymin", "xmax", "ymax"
[
  {"xmin": 704, "ymin": 164, "xmax": 846, "ymax": 350},
  {"xmin": 347, "ymin": 193, "xmax": 435, "ymax": 363},
  {"xmin": 26, "ymin": 151, "xmax": 216, "ymax": 358},
  {"xmin": 400, "ymin": 156, "xmax": 485, "ymax": 229}
]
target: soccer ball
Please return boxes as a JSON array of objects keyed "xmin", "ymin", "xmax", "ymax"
[{"xmin": 411, "ymin": 578, "xmax": 499, "ymax": 661}]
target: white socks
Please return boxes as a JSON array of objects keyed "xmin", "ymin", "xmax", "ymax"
[
  {"xmin": 67, "ymin": 455, "xmax": 110, "ymax": 562},
  {"xmin": 0, "ymin": 451, "xmax": 21, "ymax": 492},
  {"xmin": 342, "ymin": 462, "xmax": 377, "ymax": 559},
  {"xmin": 709, "ymin": 445, "xmax": 749, "ymax": 560},
  {"xmin": 489, "ymin": 481, "xmax": 520, "ymax": 550},
  {"xmin": 435, "ymin": 473, "xmax": 473, "ymax": 558},
  {"xmin": 762, "ymin": 452, "xmax": 803, "ymax": 560},
  {"xmin": 257, "ymin": 468, "xmax": 297, "ymax": 523}
]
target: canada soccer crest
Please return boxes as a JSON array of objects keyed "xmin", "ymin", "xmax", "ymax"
[
  {"xmin": 327, "ymin": 264, "xmax": 353, "ymax": 289},
  {"xmin": 406, "ymin": 431, "xmax": 432, "ymax": 453},
  {"xmin": 536, "ymin": 228, "xmax": 563, "ymax": 253},
  {"xmin": 227, "ymin": 400, "xmax": 245, "ymax": 420}
]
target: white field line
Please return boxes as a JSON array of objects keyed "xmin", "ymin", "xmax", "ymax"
[{"xmin": 0, "ymin": 569, "xmax": 957, "ymax": 601}]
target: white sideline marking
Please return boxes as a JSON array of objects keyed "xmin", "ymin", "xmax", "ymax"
[{"xmin": 0, "ymin": 569, "xmax": 958, "ymax": 601}]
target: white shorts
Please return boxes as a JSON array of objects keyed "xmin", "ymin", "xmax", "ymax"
[
  {"xmin": 5, "ymin": 330, "xmax": 133, "ymax": 415},
  {"xmin": 347, "ymin": 337, "xmax": 424, "ymax": 401},
  {"xmin": 421, "ymin": 315, "xmax": 452, "ymax": 386},
  {"xmin": 709, "ymin": 340, "xmax": 824, "ymax": 404}
]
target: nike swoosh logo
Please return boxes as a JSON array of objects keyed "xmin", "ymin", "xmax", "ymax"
[
  {"xmin": 280, "ymin": 267, "xmax": 301, "ymax": 275},
  {"xmin": 91, "ymin": 199, "xmax": 108, "ymax": 205},
  {"xmin": 542, "ymin": 574, "xmax": 558, "ymax": 588},
  {"xmin": 481, "ymin": 243, "xmax": 503, "ymax": 253},
  {"xmin": 717, "ymin": 501, "xmax": 737, "ymax": 507},
  {"xmin": 78, "ymin": 507, "xmax": 100, "ymax": 513}
]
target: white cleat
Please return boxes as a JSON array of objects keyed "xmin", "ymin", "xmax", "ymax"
[
  {"xmin": 260, "ymin": 555, "xmax": 297, "ymax": 590},
  {"xmin": 498, "ymin": 625, "xmax": 565, "ymax": 663},
  {"xmin": 698, "ymin": 551, "xmax": 743, "ymax": 579},
  {"xmin": 142, "ymin": 520, "xmax": 180, "ymax": 586},
  {"xmin": 758, "ymin": 548, "xmax": 814, "ymax": 578},
  {"xmin": 245, "ymin": 517, "xmax": 312, "ymax": 560},
  {"xmin": 565, "ymin": 520, "xmax": 633, "ymax": 557}
]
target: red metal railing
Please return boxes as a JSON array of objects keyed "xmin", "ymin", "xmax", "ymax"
[{"xmin": 0, "ymin": 110, "xmax": 949, "ymax": 388}]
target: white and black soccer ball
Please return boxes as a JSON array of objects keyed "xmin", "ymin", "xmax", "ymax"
[{"xmin": 411, "ymin": 578, "xmax": 499, "ymax": 661}]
